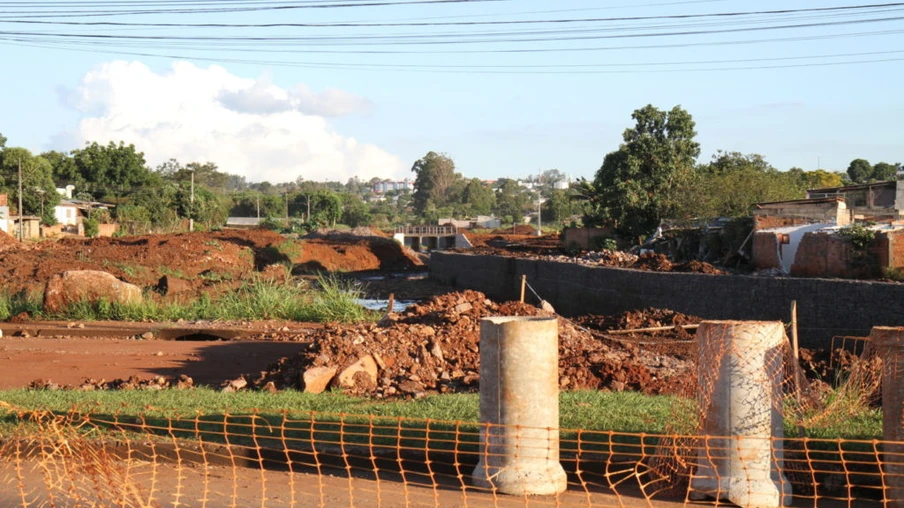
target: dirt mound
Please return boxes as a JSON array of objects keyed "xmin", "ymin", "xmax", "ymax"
[
  {"xmin": 0, "ymin": 228, "xmax": 423, "ymax": 295},
  {"xmin": 249, "ymin": 291, "xmax": 695, "ymax": 398},
  {"xmin": 633, "ymin": 253, "xmax": 672, "ymax": 271},
  {"xmin": 296, "ymin": 237, "xmax": 423, "ymax": 273},
  {"xmin": 0, "ymin": 230, "xmax": 16, "ymax": 249},
  {"xmin": 672, "ymin": 260, "xmax": 725, "ymax": 274},
  {"xmin": 303, "ymin": 227, "xmax": 389, "ymax": 240}
]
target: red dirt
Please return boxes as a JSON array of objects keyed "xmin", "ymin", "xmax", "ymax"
[
  {"xmin": 0, "ymin": 229, "xmax": 422, "ymax": 295},
  {"xmin": 250, "ymin": 291, "xmax": 696, "ymax": 398}
]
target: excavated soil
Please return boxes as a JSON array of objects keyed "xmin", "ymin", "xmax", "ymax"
[
  {"xmin": 461, "ymin": 232, "xmax": 724, "ymax": 274},
  {"xmin": 249, "ymin": 291, "xmax": 697, "ymax": 399},
  {"xmin": 0, "ymin": 229, "xmax": 423, "ymax": 295}
]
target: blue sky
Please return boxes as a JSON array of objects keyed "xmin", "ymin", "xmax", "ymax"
[{"xmin": 1, "ymin": 0, "xmax": 902, "ymax": 183}]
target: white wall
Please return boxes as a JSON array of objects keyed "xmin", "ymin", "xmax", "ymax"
[{"xmin": 55, "ymin": 205, "xmax": 79, "ymax": 226}]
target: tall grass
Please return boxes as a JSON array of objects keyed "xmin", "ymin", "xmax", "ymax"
[{"xmin": 0, "ymin": 274, "xmax": 379, "ymax": 324}]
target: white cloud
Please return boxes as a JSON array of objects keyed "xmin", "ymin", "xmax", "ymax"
[{"xmin": 62, "ymin": 60, "xmax": 402, "ymax": 183}]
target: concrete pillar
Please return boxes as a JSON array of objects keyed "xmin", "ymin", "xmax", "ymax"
[
  {"xmin": 471, "ymin": 316, "xmax": 567, "ymax": 496},
  {"xmin": 690, "ymin": 321, "xmax": 792, "ymax": 507},
  {"xmin": 870, "ymin": 326, "xmax": 904, "ymax": 508}
]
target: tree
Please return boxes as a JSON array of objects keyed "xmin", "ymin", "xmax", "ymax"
[
  {"xmin": 493, "ymin": 178, "xmax": 529, "ymax": 222},
  {"xmin": 590, "ymin": 105, "xmax": 700, "ymax": 239},
  {"xmin": 341, "ymin": 194, "xmax": 371, "ymax": 228},
  {"xmin": 542, "ymin": 188, "xmax": 583, "ymax": 225},
  {"xmin": 0, "ymin": 147, "xmax": 61, "ymax": 220},
  {"xmin": 459, "ymin": 178, "xmax": 496, "ymax": 216},
  {"xmin": 873, "ymin": 162, "xmax": 900, "ymax": 182},
  {"xmin": 847, "ymin": 158, "xmax": 873, "ymax": 183},
  {"xmin": 793, "ymin": 169, "xmax": 845, "ymax": 190},
  {"xmin": 411, "ymin": 151, "xmax": 460, "ymax": 216},
  {"xmin": 69, "ymin": 141, "xmax": 152, "ymax": 196},
  {"xmin": 703, "ymin": 151, "xmax": 773, "ymax": 175},
  {"xmin": 0, "ymin": 132, "xmax": 6, "ymax": 149}
]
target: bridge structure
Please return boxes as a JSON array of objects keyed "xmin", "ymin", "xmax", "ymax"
[{"xmin": 393, "ymin": 225, "xmax": 470, "ymax": 251}]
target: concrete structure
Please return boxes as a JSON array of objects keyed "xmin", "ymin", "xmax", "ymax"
[
  {"xmin": 752, "ymin": 223, "xmax": 904, "ymax": 277},
  {"xmin": 438, "ymin": 215, "xmax": 502, "ymax": 230},
  {"xmin": 808, "ymin": 180, "xmax": 904, "ymax": 222},
  {"xmin": 7, "ymin": 215, "xmax": 41, "ymax": 239},
  {"xmin": 54, "ymin": 201, "xmax": 81, "ymax": 227},
  {"xmin": 690, "ymin": 321, "xmax": 791, "ymax": 507},
  {"xmin": 753, "ymin": 197, "xmax": 849, "ymax": 230},
  {"xmin": 393, "ymin": 225, "xmax": 467, "ymax": 251},
  {"xmin": 472, "ymin": 316, "xmax": 567, "ymax": 495},
  {"xmin": 429, "ymin": 252, "xmax": 904, "ymax": 348},
  {"xmin": 869, "ymin": 327, "xmax": 904, "ymax": 508},
  {"xmin": 225, "ymin": 217, "xmax": 263, "ymax": 229}
]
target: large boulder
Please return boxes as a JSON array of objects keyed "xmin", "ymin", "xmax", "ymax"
[{"xmin": 44, "ymin": 270, "xmax": 143, "ymax": 313}]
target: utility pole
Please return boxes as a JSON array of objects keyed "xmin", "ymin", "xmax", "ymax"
[
  {"xmin": 189, "ymin": 169, "xmax": 195, "ymax": 232},
  {"xmin": 256, "ymin": 194, "xmax": 260, "ymax": 219},
  {"xmin": 285, "ymin": 190, "xmax": 289, "ymax": 227},
  {"xmin": 536, "ymin": 169, "xmax": 542, "ymax": 237},
  {"xmin": 17, "ymin": 158, "xmax": 24, "ymax": 241}
]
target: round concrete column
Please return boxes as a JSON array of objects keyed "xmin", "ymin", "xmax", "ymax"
[
  {"xmin": 471, "ymin": 316, "xmax": 567, "ymax": 496},
  {"xmin": 689, "ymin": 321, "xmax": 792, "ymax": 508},
  {"xmin": 870, "ymin": 326, "xmax": 904, "ymax": 508}
]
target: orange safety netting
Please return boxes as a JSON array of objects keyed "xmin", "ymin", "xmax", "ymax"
[{"xmin": 0, "ymin": 324, "xmax": 900, "ymax": 507}]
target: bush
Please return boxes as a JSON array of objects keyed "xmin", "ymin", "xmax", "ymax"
[
  {"xmin": 590, "ymin": 236, "xmax": 618, "ymax": 251},
  {"xmin": 83, "ymin": 217, "xmax": 99, "ymax": 238}
]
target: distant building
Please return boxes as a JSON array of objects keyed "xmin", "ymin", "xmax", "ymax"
[
  {"xmin": 751, "ymin": 180, "xmax": 904, "ymax": 277},
  {"xmin": 225, "ymin": 217, "xmax": 263, "ymax": 229},
  {"xmin": 373, "ymin": 179, "xmax": 413, "ymax": 194}
]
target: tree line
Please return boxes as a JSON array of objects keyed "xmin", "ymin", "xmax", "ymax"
[
  {"xmin": 578, "ymin": 104, "xmax": 901, "ymax": 241},
  {"xmin": 0, "ymin": 107, "xmax": 898, "ymax": 238}
]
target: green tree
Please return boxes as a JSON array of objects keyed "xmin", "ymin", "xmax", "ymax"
[
  {"xmin": 69, "ymin": 141, "xmax": 152, "ymax": 197},
  {"xmin": 542, "ymin": 188, "xmax": 583, "ymax": 225},
  {"xmin": 0, "ymin": 147, "xmax": 61, "ymax": 221},
  {"xmin": 873, "ymin": 162, "xmax": 900, "ymax": 182},
  {"xmin": 847, "ymin": 158, "xmax": 874, "ymax": 183},
  {"xmin": 492, "ymin": 178, "xmax": 529, "ymax": 221},
  {"xmin": 590, "ymin": 105, "xmax": 700, "ymax": 238},
  {"xmin": 341, "ymin": 194, "xmax": 372, "ymax": 228},
  {"xmin": 459, "ymin": 178, "xmax": 496, "ymax": 216},
  {"xmin": 0, "ymin": 132, "xmax": 6, "ymax": 149},
  {"xmin": 411, "ymin": 151, "xmax": 460, "ymax": 216}
]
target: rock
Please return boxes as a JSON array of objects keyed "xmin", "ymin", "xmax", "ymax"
[
  {"xmin": 302, "ymin": 366, "xmax": 337, "ymax": 394},
  {"xmin": 335, "ymin": 355, "xmax": 378, "ymax": 391},
  {"xmin": 398, "ymin": 379, "xmax": 425, "ymax": 395},
  {"xmin": 222, "ymin": 377, "xmax": 248, "ymax": 393},
  {"xmin": 44, "ymin": 270, "xmax": 142, "ymax": 313},
  {"xmin": 262, "ymin": 381, "xmax": 278, "ymax": 393},
  {"xmin": 156, "ymin": 275, "xmax": 192, "ymax": 296},
  {"xmin": 540, "ymin": 300, "xmax": 556, "ymax": 313},
  {"xmin": 176, "ymin": 375, "xmax": 194, "ymax": 390},
  {"xmin": 372, "ymin": 353, "xmax": 387, "ymax": 371},
  {"xmin": 430, "ymin": 341, "xmax": 444, "ymax": 362},
  {"xmin": 140, "ymin": 332, "xmax": 154, "ymax": 340},
  {"xmin": 454, "ymin": 302, "xmax": 473, "ymax": 313}
]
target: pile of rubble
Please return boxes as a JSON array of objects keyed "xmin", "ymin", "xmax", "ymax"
[
  {"xmin": 28, "ymin": 375, "xmax": 195, "ymax": 391},
  {"xmin": 544, "ymin": 251, "xmax": 724, "ymax": 274},
  {"xmin": 249, "ymin": 291, "xmax": 697, "ymax": 398}
]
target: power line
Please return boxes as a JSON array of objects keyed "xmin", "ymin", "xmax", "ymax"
[
  {"xmin": 0, "ymin": 0, "xmax": 511, "ymax": 19},
  {"xmin": 3, "ymin": 2, "xmax": 902, "ymax": 28},
  {"xmin": 2, "ymin": 14, "xmax": 902, "ymax": 45}
]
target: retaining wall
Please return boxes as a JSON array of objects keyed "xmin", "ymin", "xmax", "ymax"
[{"xmin": 430, "ymin": 252, "xmax": 904, "ymax": 347}]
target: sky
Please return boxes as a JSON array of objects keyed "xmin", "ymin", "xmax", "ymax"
[{"xmin": 1, "ymin": 0, "xmax": 902, "ymax": 184}]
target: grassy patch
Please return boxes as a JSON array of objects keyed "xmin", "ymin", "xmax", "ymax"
[{"xmin": 0, "ymin": 274, "xmax": 379, "ymax": 324}]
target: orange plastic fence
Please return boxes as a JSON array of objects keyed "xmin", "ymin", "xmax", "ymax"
[
  {"xmin": 0, "ymin": 406, "xmax": 899, "ymax": 507},
  {"xmin": 0, "ymin": 324, "xmax": 897, "ymax": 507}
]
